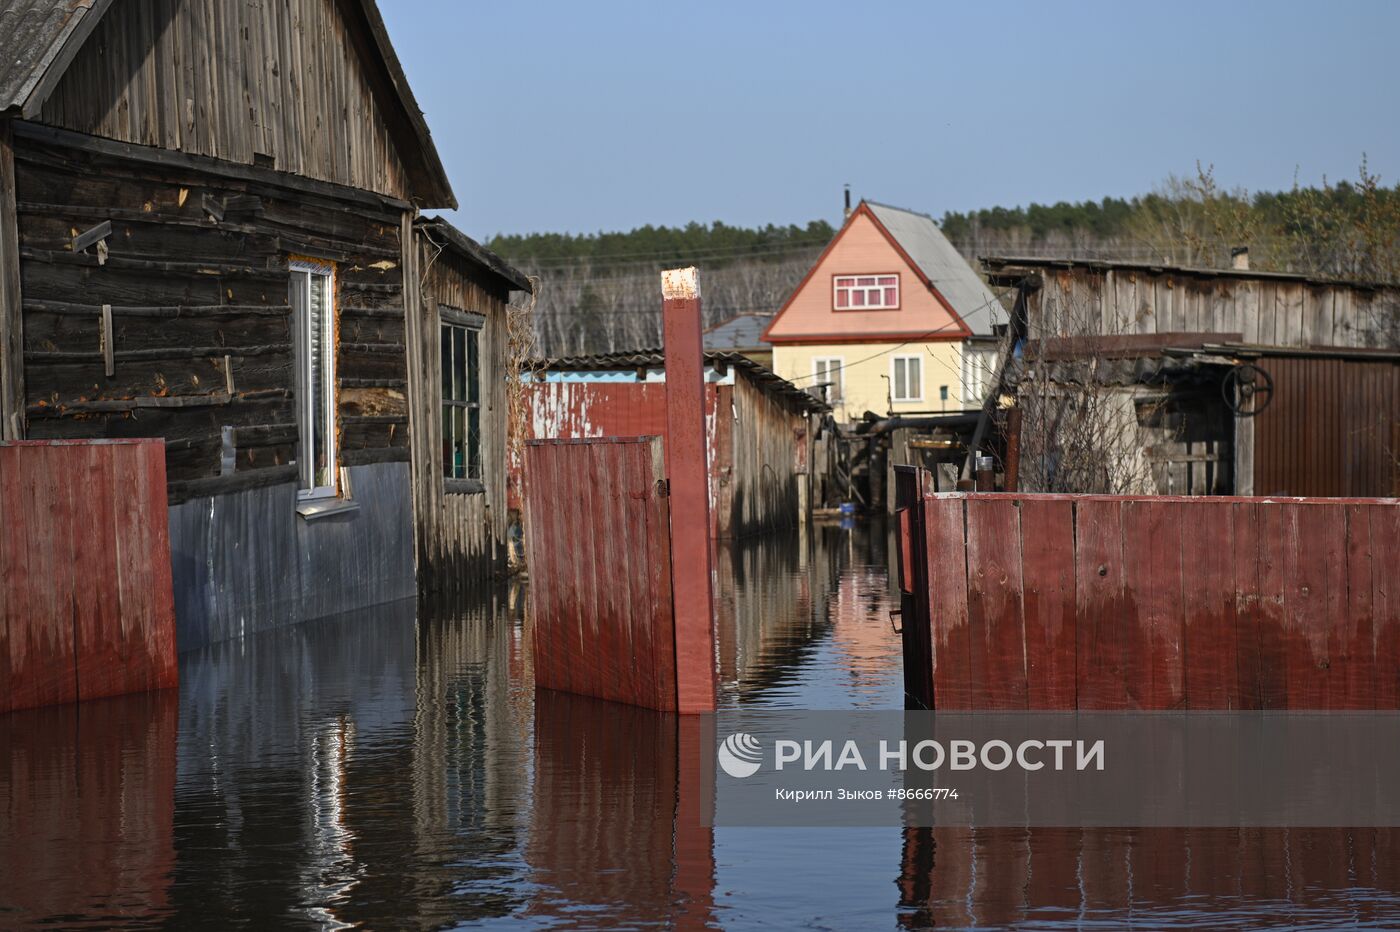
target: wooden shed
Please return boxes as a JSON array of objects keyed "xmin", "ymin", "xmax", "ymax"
[
  {"xmin": 510, "ymin": 351, "xmax": 828, "ymax": 540},
  {"xmin": 408, "ymin": 217, "xmax": 532, "ymax": 591},
  {"xmin": 982, "ymin": 258, "xmax": 1400, "ymax": 497},
  {"xmin": 0, "ymin": 0, "xmax": 530, "ymax": 648}
]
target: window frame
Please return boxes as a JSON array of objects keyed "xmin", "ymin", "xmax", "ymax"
[
  {"xmin": 290, "ymin": 257, "xmax": 338, "ymax": 501},
  {"xmin": 440, "ymin": 305, "xmax": 486, "ymax": 495},
  {"xmin": 833, "ymin": 273, "xmax": 900, "ymax": 311},
  {"xmin": 890, "ymin": 354, "xmax": 924, "ymax": 404},
  {"xmin": 811, "ymin": 356, "xmax": 844, "ymax": 404},
  {"xmin": 962, "ymin": 345, "xmax": 998, "ymax": 405}
]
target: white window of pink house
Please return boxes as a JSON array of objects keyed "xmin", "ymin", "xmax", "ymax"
[{"xmin": 834, "ymin": 274, "xmax": 899, "ymax": 310}]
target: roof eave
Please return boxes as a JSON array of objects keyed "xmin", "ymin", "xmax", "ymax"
[{"xmin": 420, "ymin": 216, "xmax": 533, "ymax": 293}]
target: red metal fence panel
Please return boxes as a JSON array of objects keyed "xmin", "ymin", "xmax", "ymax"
[
  {"xmin": 0, "ymin": 439, "xmax": 177, "ymax": 714},
  {"xmin": 525, "ymin": 437, "xmax": 678, "ymax": 711},
  {"xmin": 898, "ymin": 485, "xmax": 1400, "ymax": 711}
]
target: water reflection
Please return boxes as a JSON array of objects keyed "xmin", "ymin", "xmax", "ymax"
[
  {"xmin": 0, "ymin": 691, "xmax": 177, "ymax": 928},
  {"xmin": 3, "ymin": 523, "xmax": 1400, "ymax": 928}
]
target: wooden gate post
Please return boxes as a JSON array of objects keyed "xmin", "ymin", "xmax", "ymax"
[{"xmin": 662, "ymin": 267, "xmax": 717, "ymax": 714}]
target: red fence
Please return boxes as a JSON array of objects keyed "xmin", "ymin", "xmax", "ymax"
[
  {"xmin": 895, "ymin": 478, "xmax": 1400, "ymax": 710},
  {"xmin": 525, "ymin": 437, "xmax": 679, "ymax": 711},
  {"xmin": 508, "ymin": 381, "xmax": 721, "ymax": 528},
  {"xmin": 1, "ymin": 439, "xmax": 178, "ymax": 713}
]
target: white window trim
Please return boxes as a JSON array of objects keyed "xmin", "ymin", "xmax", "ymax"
[
  {"xmin": 812, "ymin": 356, "xmax": 844, "ymax": 403},
  {"xmin": 833, "ymin": 273, "xmax": 900, "ymax": 310},
  {"xmin": 890, "ymin": 354, "xmax": 924, "ymax": 403},
  {"xmin": 291, "ymin": 258, "xmax": 337, "ymax": 501}
]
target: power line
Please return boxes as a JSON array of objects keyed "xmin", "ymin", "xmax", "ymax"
[{"xmin": 779, "ymin": 287, "xmax": 1018, "ymax": 384}]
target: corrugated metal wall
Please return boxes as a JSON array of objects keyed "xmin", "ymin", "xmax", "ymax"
[
  {"xmin": 167, "ymin": 461, "xmax": 415, "ymax": 651},
  {"xmin": 1254, "ymin": 357, "xmax": 1400, "ymax": 497}
]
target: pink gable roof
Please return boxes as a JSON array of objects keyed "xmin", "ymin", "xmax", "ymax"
[{"xmin": 762, "ymin": 202, "xmax": 973, "ymax": 345}]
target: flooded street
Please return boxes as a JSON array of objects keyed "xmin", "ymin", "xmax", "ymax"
[{"xmin": 5, "ymin": 522, "xmax": 1400, "ymax": 929}]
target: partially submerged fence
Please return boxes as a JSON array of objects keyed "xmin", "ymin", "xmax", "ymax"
[
  {"xmin": 894, "ymin": 473, "xmax": 1399, "ymax": 710},
  {"xmin": 525, "ymin": 437, "xmax": 680, "ymax": 710},
  {"xmin": 1, "ymin": 439, "xmax": 178, "ymax": 713}
]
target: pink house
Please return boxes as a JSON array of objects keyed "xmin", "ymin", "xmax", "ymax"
[{"xmin": 762, "ymin": 201, "xmax": 1003, "ymax": 419}]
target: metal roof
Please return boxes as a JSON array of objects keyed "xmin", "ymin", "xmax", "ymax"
[
  {"xmin": 865, "ymin": 201, "xmax": 1004, "ymax": 335},
  {"xmin": 0, "ymin": 0, "xmax": 108, "ymax": 114},
  {"xmin": 981, "ymin": 256, "xmax": 1400, "ymax": 291},
  {"xmin": 419, "ymin": 216, "xmax": 533, "ymax": 293},
  {"xmin": 526, "ymin": 349, "xmax": 829, "ymax": 414},
  {"xmin": 704, "ymin": 313, "xmax": 771, "ymax": 351}
]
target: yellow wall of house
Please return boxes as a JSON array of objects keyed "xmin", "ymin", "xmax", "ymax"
[{"xmin": 772, "ymin": 341, "xmax": 971, "ymax": 421}]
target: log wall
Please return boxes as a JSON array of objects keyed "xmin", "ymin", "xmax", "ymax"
[{"xmin": 12, "ymin": 127, "xmax": 409, "ymax": 504}]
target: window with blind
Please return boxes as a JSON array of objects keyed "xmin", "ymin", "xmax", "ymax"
[
  {"xmin": 891, "ymin": 355, "xmax": 923, "ymax": 403},
  {"xmin": 290, "ymin": 258, "xmax": 337, "ymax": 498},
  {"xmin": 834, "ymin": 274, "xmax": 899, "ymax": 310},
  {"xmin": 441, "ymin": 308, "xmax": 484, "ymax": 489}
]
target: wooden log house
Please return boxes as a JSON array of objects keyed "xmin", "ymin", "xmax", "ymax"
[{"xmin": 0, "ymin": 0, "xmax": 530, "ymax": 648}]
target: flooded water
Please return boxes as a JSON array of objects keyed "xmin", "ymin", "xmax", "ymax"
[{"xmin": 4, "ymin": 521, "xmax": 1400, "ymax": 929}]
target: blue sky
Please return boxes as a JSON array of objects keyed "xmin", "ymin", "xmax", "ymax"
[{"xmin": 380, "ymin": 1, "xmax": 1400, "ymax": 240}]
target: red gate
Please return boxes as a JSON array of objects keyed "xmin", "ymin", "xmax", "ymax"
[{"xmin": 525, "ymin": 437, "xmax": 679, "ymax": 711}]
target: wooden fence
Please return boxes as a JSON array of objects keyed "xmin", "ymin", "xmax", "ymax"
[
  {"xmin": 524, "ymin": 437, "xmax": 679, "ymax": 711},
  {"xmin": 1, "ymin": 439, "xmax": 178, "ymax": 713},
  {"xmin": 895, "ymin": 478, "xmax": 1400, "ymax": 710}
]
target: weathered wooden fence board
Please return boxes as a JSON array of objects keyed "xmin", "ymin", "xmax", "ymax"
[
  {"xmin": 525, "ymin": 437, "xmax": 677, "ymax": 711},
  {"xmin": 0, "ymin": 439, "xmax": 177, "ymax": 714},
  {"xmin": 897, "ymin": 482, "xmax": 1400, "ymax": 710}
]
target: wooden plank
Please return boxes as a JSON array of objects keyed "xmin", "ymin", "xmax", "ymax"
[
  {"xmin": 964, "ymin": 497, "xmax": 1026, "ymax": 709},
  {"xmin": 1232, "ymin": 502, "xmax": 1263, "ymax": 708},
  {"xmin": 1018, "ymin": 497, "xmax": 1077, "ymax": 709},
  {"xmin": 69, "ymin": 442, "xmax": 122, "ymax": 700},
  {"xmin": 1339, "ymin": 503, "xmax": 1377, "ymax": 709},
  {"xmin": 1254, "ymin": 502, "xmax": 1292, "ymax": 708},
  {"xmin": 645, "ymin": 437, "xmax": 678, "ymax": 711},
  {"xmin": 1074, "ymin": 498, "xmax": 1128, "ymax": 709},
  {"xmin": 1371, "ymin": 503, "xmax": 1400, "ymax": 710},
  {"xmin": 1279, "ymin": 503, "xmax": 1342, "ymax": 709},
  {"xmin": 1181, "ymin": 502, "xmax": 1239, "ymax": 708},
  {"xmin": 1121, "ymin": 499, "xmax": 1185, "ymax": 709},
  {"xmin": 925, "ymin": 496, "xmax": 972, "ymax": 709},
  {"xmin": 4, "ymin": 445, "xmax": 77, "ymax": 709},
  {"xmin": 0, "ymin": 121, "xmax": 24, "ymax": 439}
]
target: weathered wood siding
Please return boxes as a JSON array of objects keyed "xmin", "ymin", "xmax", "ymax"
[
  {"xmin": 1028, "ymin": 266, "xmax": 1399, "ymax": 349},
  {"xmin": 12, "ymin": 130, "xmax": 408, "ymax": 502},
  {"xmin": 408, "ymin": 230, "xmax": 510, "ymax": 586},
  {"xmin": 725, "ymin": 374, "xmax": 809, "ymax": 537},
  {"xmin": 38, "ymin": 0, "xmax": 413, "ymax": 201}
]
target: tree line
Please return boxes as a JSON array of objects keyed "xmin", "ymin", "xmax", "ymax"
[{"xmin": 489, "ymin": 162, "xmax": 1400, "ymax": 357}]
